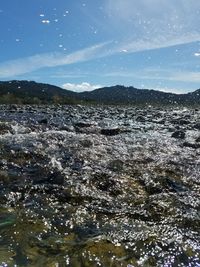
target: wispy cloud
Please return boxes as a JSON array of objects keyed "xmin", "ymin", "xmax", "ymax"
[
  {"xmin": 1, "ymin": 32, "xmax": 200, "ymax": 79},
  {"xmin": 115, "ymin": 32, "xmax": 200, "ymax": 54},
  {"xmin": 62, "ymin": 82, "xmax": 101, "ymax": 92},
  {"xmin": 0, "ymin": 0, "xmax": 200, "ymax": 80},
  {"xmin": 50, "ymin": 74, "xmax": 88, "ymax": 79},
  {"xmin": 168, "ymin": 71, "xmax": 200, "ymax": 83},
  {"xmin": 155, "ymin": 87, "xmax": 186, "ymax": 94},
  {"xmin": 0, "ymin": 42, "xmax": 109, "ymax": 78},
  {"xmin": 140, "ymin": 69, "xmax": 200, "ymax": 84},
  {"xmin": 103, "ymin": 67, "xmax": 200, "ymax": 84},
  {"xmin": 0, "ymin": 29, "xmax": 200, "ymax": 79},
  {"xmin": 106, "ymin": 0, "xmax": 200, "ymax": 54},
  {"xmin": 106, "ymin": 0, "xmax": 200, "ymax": 32}
]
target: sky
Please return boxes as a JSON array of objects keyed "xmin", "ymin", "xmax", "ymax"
[{"xmin": 0, "ymin": 0, "xmax": 200, "ymax": 93}]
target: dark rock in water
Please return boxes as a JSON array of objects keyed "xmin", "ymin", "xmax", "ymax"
[
  {"xmin": 92, "ymin": 173, "xmax": 122, "ymax": 196},
  {"xmin": 193, "ymin": 123, "xmax": 200, "ymax": 130},
  {"xmin": 35, "ymin": 170, "xmax": 64, "ymax": 185},
  {"xmin": 47, "ymin": 171, "xmax": 64, "ymax": 185},
  {"xmin": 74, "ymin": 122, "xmax": 92, "ymax": 128},
  {"xmin": 165, "ymin": 177, "xmax": 187, "ymax": 192},
  {"xmin": 79, "ymin": 139, "xmax": 93, "ymax": 148},
  {"xmin": 141, "ymin": 182, "xmax": 163, "ymax": 195},
  {"xmin": 0, "ymin": 170, "xmax": 9, "ymax": 184},
  {"xmin": 101, "ymin": 128, "xmax": 120, "ymax": 136},
  {"xmin": 196, "ymin": 136, "xmax": 200, "ymax": 142},
  {"xmin": 107, "ymin": 159, "xmax": 124, "ymax": 172},
  {"xmin": 171, "ymin": 118, "xmax": 190, "ymax": 125},
  {"xmin": 183, "ymin": 142, "xmax": 200, "ymax": 149},
  {"xmin": 171, "ymin": 130, "xmax": 185, "ymax": 139},
  {"xmin": 74, "ymin": 121, "xmax": 97, "ymax": 134},
  {"xmin": 138, "ymin": 170, "xmax": 187, "ymax": 195},
  {"xmin": 136, "ymin": 116, "xmax": 146, "ymax": 122},
  {"xmin": 179, "ymin": 119, "xmax": 190, "ymax": 125},
  {"xmin": 0, "ymin": 123, "xmax": 11, "ymax": 135},
  {"xmin": 38, "ymin": 118, "xmax": 48, "ymax": 124},
  {"xmin": 73, "ymin": 222, "xmax": 100, "ymax": 239},
  {"xmin": 71, "ymin": 158, "xmax": 84, "ymax": 171}
]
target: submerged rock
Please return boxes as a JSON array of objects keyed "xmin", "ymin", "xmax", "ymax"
[
  {"xmin": 193, "ymin": 123, "xmax": 200, "ymax": 130},
  {"xmin": 0, "ymin": 122, "xmax": 12, "ymax": 135},
  {"xmin": 38, "ymin": 118, "xmax": 48, "ymax": 124},
  {"xmin": 171, "ymin": 130, "xmax": 186, "ymax": 139},
  {"xmin": 74, "ymin": 122, "xmax": 92, "ymax": 128},
  {"xmin": 107, "ymin": 159, "xmax": 124, "ymax": 172},
  {"xmin": 47, "ymin": 171, "xmax": 65, "ymax": 185},
  {"xmin": 100, "ymin": 128, "xmax": 120, "ymax": 136},
  {"xmin": 195, "ymin": 136, "xmax": 200, "ymax": 142},
  {"xmin": 183, "ymin": 142, "xmax": 200, "ymax": 149}
]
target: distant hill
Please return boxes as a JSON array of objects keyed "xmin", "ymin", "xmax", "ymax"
[
  {"xmin": 79, "ymin": 85, "xmax": 176, "ymax": 105},
  {"xmin": 0, "ymin": 80, "xmax": 78, "ymax": 104},
  {"xmin": 79, "ymin": 85, "xmax": 200, "ymax": 105},
  {"xmin": 0, "ymin": 80, "xmax": 200, "ymax": 106}
]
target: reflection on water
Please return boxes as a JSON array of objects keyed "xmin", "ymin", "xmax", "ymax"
[{"xmin": 0, "ymin": 105, "xmax": 200, "ymax": 266}]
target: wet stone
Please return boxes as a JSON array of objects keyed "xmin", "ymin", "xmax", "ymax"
[
  {"xmin": 135, "ymin": 115, "xmax": 146, "ymax": 122},
  {"xmin": 100, "ymin": 128, "xmax": 120, "ymax": 136},
  {"xmin": 38, "ymin": 118, "xmax": 48, "ymax": 124},
  {"xmin": 107, "ymin": 159, "xmax": 124, "ymax": 172},
  {"xmin": 0, "ymin": 122, "xmax": 12, "ymax": 135},
  {"xmin": 196, "ymin": 136, "xmax": 200, "ymax": 142},
  {"xmin": 179, "ymin": 119, "xmax": 190, "ymax": 125},
  {"xmin": 171, "ymin": 130, "xmax": 186, "ymax": 139},
  {"xmin": 79, "ymin": 139, "xmax": 93, "ymax": 148},
  {"xmin": 193, "ymin": 123, "xmax": 200, "ymax": 130},
  {"xmin": 46, "ymin": 171, "xmax": 65, "ymax": 185},
  {"xmin": 91, "ymin": 173, "xmax": 122, "ymax": 196},
  {"xmin": 183, "ymin": 142, "xmax": 200, "ymax": 149},
  {"xmin": 74, "ymin": 122, "xmax": 92, "ymax": 128}
]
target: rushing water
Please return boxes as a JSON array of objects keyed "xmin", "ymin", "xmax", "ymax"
[{"xmin": 0, "ymin": 105, "xmax": 200, "ymax": 267}]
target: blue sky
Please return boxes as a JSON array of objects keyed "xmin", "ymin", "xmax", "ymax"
[{"xmin": 0, "ymin": 0, "xmax": 200, "ymax": 93}]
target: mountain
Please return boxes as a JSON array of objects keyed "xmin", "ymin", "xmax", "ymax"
[
  {"xmin": 79, "ymin": 85, "xmax": 177, "ymax": 105},
  {"xmin": 0, "ymin": 80, "xmax": 78, "ymax": 104},
  {"xmin": 79, "ymin": 85, "xmax": 200, "ymax": 105},
  {"xmin": 0, "ymin": 80, "xmax": 200, "ymax": 105}
]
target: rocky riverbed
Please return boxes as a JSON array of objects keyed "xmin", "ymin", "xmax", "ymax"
[{"xmin": 0, "ymin": 104, "xmax": 199, "ymax": 267}]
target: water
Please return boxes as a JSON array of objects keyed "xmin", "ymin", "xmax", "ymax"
[{"xmin": 0, "ymin": 105, "xmax": 199, "ymax": 266}]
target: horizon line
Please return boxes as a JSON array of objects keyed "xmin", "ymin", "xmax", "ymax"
[{"xmin": 0, "ymin": 79, "xmax": 199, "ymax": 95}]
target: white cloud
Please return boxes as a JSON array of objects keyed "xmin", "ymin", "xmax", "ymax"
[
  {"xmin": 0, "ymin": 17, "xmax": 200, "ymax": 80},
  {"xmin": 0, "ymin": 42, "xmax": 109, "ymax": 78},
  {"xmin": 140, "ymin": 69, "xmax": 200, "ymax": 83},
  {"xmin": 0, "ymin": 0, "xmax": 199, "ymax": 81},
  {"xmin": 103, "ymin": 68, "xmax": 200, "ymax": 85},
  {"xmin": 106, "ymin": 0, "xmax": 200, "ymax": 55},
  {"xmin": 169, "ymin": 71, "xmax": 200, "ymax": 83},
  {"xmin": 1, "ymin": 32, "xmax": 199, "ymax": 79},
  {"xmin": 106, "ymin": 0, "xmax": 200, "ymax": 30},
  {"xmin": 155, "ymin": 87, "xmax": 186, "ymax": 94},
  {"xmin": 62, "ymin": 82, "xmax": 101, "ymax": 92},
  {"xmin": 115, "ymin": 33, "xmax": 200, "ymax": 54}
]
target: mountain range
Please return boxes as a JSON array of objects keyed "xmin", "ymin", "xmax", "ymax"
[{"xmin": 0, "ymin": 80, "xmax": 200, "ymax": 106}]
